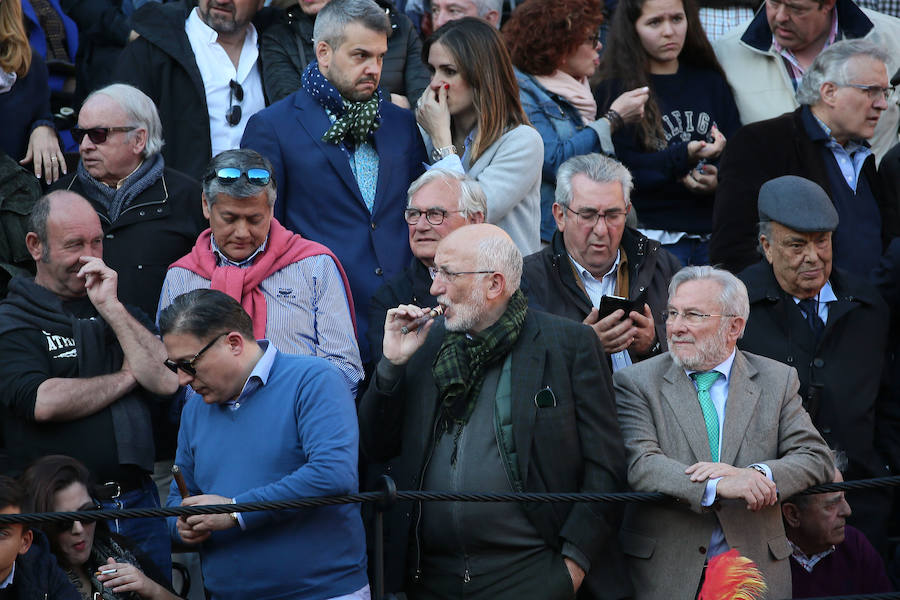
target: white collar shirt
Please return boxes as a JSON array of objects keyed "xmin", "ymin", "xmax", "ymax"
[{"xmin": 185, "ymin": 8, "xmax": 266, "ymax": 157}]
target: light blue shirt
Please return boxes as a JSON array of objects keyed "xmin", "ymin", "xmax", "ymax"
[
  {"xmin": 812, "ymin": 114, "xmax": 872, "ymax": 192},
  {"xmin": 792, "ymin": 280, "xmax": 837, "ymax": 325},
  {"xmin": 0, "ymin": 562, "xmax": 14, "ymax": 589},
  {"xmin": 568, "ymin": 250, "xmax": 633, "ymax": 371},
  {"xmin": 325, "ymin": 109, "xmax": 379, "ymax": 212},
  {"xmin": 687, "ymin": 350, "xmax": 773, "ymax": 558}
]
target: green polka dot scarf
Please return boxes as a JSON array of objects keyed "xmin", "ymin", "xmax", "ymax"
[{"xmin": 302, "ymin": 61, "xmax": 382, "ymax": 148}]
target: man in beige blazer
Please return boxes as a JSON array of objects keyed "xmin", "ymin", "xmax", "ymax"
[{"xmin": 614, "ymin": 265, "xmax": 832, "ymax": 600}]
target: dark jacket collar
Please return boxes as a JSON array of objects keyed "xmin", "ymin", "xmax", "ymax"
[
  {"xmin": 740, "ymin": 0, "xmax": 874, "ymax": 52},
  {"xmin": 742, "ymin": 260, "xmax": 880, "ymax": 307},
  {"xmin": 549, "ymin": 226, "xmax": 652, "ymax": 275}
]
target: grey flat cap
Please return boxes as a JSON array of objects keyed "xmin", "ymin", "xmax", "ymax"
[{"xmin": 758, "ymin": 175, "xmax": 838, "ymax": 232}]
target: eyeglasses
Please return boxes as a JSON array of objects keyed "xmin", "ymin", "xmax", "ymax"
[
  {"xmin": 840, "ymin": 83, "xmax": 895, "ymax": 102},
  {"xmin": 433, "ymin": 267, "xmax": 495, "ymax": 282},
  {"xmin": 226, "ymin": 80, "xmax": 243, "ymax": 126},
  {"xmin": 585, "ymin": 32, "xmax": 602, "ymax": 46},
  {"xmin": 564, "ymin": 205, "xmax": 627, "ymax": 228},
  {"xmin": 765, "ymin": 0, "xmax": 816, "ymax": 17},
  {"xmin": 404, "ymin": 208, "xmax": 462, "ymax": 226},
  {"xmin": 662, "ymin": 309, "xmax": 737, "ymax": 324},
  {"xmin": 163, "ymin": 332, "xmax": 226, "ymax": 376},
  {"xmin": 71, "ymin": 126, "xmax": 136, "ymax": 145},
  {"xmin": 49, "ymin": 501, "xmax": 102, "ymax": 534},
  {"xmin": 204, "ymin": 167, "xmax": 271, "ymax": 186}
]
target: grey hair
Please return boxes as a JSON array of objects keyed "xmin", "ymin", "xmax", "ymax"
[
  {"xmin": 475, "ymin": 0, "xmax": 503, "ymax": 23},
  {"xmin": 85, "ymin": 84, "xmax": 164, "ymax": 157},
  {"xmin": 28, "ymin": 191, "xmax": 91, "ymax": 262},
  {"xmin": 202, "ymin": 149, "xmax": 277, "ymax": 208},
  {"xmin": 407, "ymin": 168, "xmax": 488, "ymax": 220},
  {"xmin": 476, "ymin": 233, "xmax": 522, "ymax": 293},
  {"xmin": 785, "ymin": 448, "xmax": 848, "ymax": 507},
  {"xmin": 667, "ymin": 266, "xmax": 750, "ymax": 335},
  {"xmin": 797, "ymin": 39, "xmax": 891, "ymax": 106},
  {"xmin": 159, "ymin": 289, "xmax": 255, "ymax": 340},
  {"xmin": 554, "ymin": 153, "xmax": 634, "ymax": 210},
  {"xmin": 313, "ymin": 0, "xmax": 391, "ymax": 49},
  {"xmin": 756, "ymin": 221, "xmax": 774, "ymax": 256}
]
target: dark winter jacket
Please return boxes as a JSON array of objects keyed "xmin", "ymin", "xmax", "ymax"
[
  {"xmin": 5, "ymin": 530, "xmax": 80, "ymax": 600},
  {"xmin": 260, "ymin": 0, "xmax": 430, "ymax": 105}
]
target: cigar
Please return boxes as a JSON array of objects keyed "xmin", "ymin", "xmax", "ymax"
[
  {"xmin": 400, "ymin": 306, "xmax": 443, "ymax": 335},
  {"xmin": 172, "ymin": 464, "xmax": 189, "ymax": 499}
]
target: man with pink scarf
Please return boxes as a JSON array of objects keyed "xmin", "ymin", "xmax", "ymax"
[{"xmin": 157, "ymin": 149, "xmax": 363, "ymax": 393}]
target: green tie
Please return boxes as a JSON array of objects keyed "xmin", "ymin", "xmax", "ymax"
[{"xmin": 691, "ymin": 371, "xmax": 722, "ymax": 462}]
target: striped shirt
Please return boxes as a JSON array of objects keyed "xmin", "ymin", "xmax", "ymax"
[{"xmin": 157, "ymin": 235, "xmax": 364, "ymax": 394}]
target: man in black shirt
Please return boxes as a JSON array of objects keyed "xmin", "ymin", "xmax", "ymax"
[{"xmin": 0, "ymin": 190, "xmax": 178, "ymax": 576}]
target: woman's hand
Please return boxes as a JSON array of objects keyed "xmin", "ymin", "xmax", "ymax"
[
  {"xmin": 686, "ymin": 125, "xmax": 726, "ymax": 162},
  {"xmin": 680, "ymin": 163, "xmax": 718, "ymax": 195},
  {"xmin": 95, "ymin": 558, "xmax": 179, "ymax": 599},
  {"xmin": 20, "ymin": 125, "xmax": 67, "ymax": 184},
  {"xmin": 609, "ymin": 87, "xmax": 650, "ymax": 128},
  {"xmin": 415, "ymin": 84, "xmax": 453, "ymax": 150}
]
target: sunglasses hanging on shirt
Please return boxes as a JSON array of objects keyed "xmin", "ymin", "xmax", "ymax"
[{"xmin": 226, "ymin": 79, "xmax": 243, "ymax": 127}]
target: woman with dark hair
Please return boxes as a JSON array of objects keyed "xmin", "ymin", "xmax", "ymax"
[
  {"xmin": 415, "ymin": 17, "xmax": 542, "ymax": 255},
  {"xmin": 22, "ymin": 456, "xmax": 179, "ymax": 600},
  {"xmin": 503, "ymin": 0, "xmax": 650, "ymax": 243},
  {"xmin": 0, "ymin": 0, "xmax": 65, "ymax": 182},
  {"xmin": 595, "ymin": 0, "xmax": 740, "ymax": 265}
]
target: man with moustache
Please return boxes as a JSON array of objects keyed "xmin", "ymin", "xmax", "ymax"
[
  {"xmin": 737, "ymin": 175, "xmax": 897, "ymax": 556},
  {"xmin": 242, "ymin": 0, "xmax": 427, "ymax": 363},
  {"xmin": 613, "ymin": 265, "xmax": 832, "ymax": 600},
  {"xmin": 115, "ymin": 0, "xmax": 268, "ymax": 179},
  {"xmin": 367, "ymin": 168, "xmax": 486, "ymax": 361},
  {"xmin": 711, "ymin": 40, "xmax": 900, "ymax": 275},
  {"xmin": 359, "ymin": 224, "xmax": 631, "ymax": 598}
]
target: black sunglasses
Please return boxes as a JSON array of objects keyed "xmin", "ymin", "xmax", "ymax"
[
  {"xmin": 164, "ymin": 332, "xmax": 226, "ymax": 376},
  {"xmin": 204, "ymin": 167, "xmax": 271, "ymax": 186},
  {"xmin": 226, "ymin": 80, "xmax": 243, "ymax": 126},
  {"xmin": 49, "ymin": 501, "xmax": 102, "ymax": 534},
  {"xmin": 72, "ymin": 126, "xmax": 136, "ymax": 145}
]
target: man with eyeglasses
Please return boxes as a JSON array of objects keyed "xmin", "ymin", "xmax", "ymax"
[
  {"xmin": 367, "ymin": 168, "xmax": 486, "ymax": 362},
  {"xmin": 50, "ymin": 84, "xmax": 206, "ymax": 320},
  {"xmin": 524, "ymin": 153, "xmax": 681, "ymax": 372},
  {"xmin": 114, "ymin": 0, "xmax": 269, "ymax": 180},
  {"xmin": 713, "ymin": 0, "xmax": 900, "ymax": 160},
  {"xmin": 241, "ymin": 0, "xmax": 427, "ymax": 364},
  {"xmin": 735, "ymin": 175, "xmax": 897, "ymax": 561},
  {"xmin": 158, "ymin": 148, "xmax": 363, "ymax": 394},
  {"xmin": 360, "ymin": 223, "xmax": 631, "ymax": 598},
  {"xmin": 712, "ymin": 39, "xmax": 900, "ymax": 276},
  {"xmin": 0, "ymin": 190, "xmax": 179, "ymax": 577},
  {"xmin": 613, "ymin": 264, "xmax": 832, "ymax": 600},
  {"xmin": 159, "ymin": 289, "xmax": 369, "ymax": 600}
]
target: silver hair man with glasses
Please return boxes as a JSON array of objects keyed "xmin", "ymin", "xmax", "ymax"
[
  {"xmin": 712, "ymin": 39, "xmax": 900, "ymax": 276},
  {"xmin": 713, "ymin": 0, "xmax": 900, "ymax": 159},
  {"xmin": 158, "ymin": 148, "xmax": 363, "ymax": 394},
  {"xmin": 430, "ymin": 0, "xmax": 504, "ymax": 30},
  {"xmin": 614, "ymin": 264, "xmax": 832, "ymax": 600},
  {"xmin": 524, "ymin": 153, "xmax": 681, "ymax": 372},
  {"xmin": 51, "ymin": 83, "xmax": 206, "ymax": 320},
  {"xmin": 367, "ymin": 168, "xmax": 486, "ymax": 361},
  {"xmin": 361, "ymin": 223, "xmax": 631, "ymax": 598}
]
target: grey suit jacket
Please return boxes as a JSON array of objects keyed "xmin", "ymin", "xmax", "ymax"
[{"xmin": 613, "ymin": 350, "xmax": 832, "ymax": 600}]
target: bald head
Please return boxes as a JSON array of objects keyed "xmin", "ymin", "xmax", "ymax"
[
  {"xmin": 26, "ymin": 191, "xmax": 104, "ymax": 298},
  {"xmin": 431, "ymin": 224, "xmax": 523, "ymax": 332}
]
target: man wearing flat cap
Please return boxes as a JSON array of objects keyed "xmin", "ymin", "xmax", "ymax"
[{"xmin": 737, "ymin": 175, "xmax": 899, "ymax": 555}]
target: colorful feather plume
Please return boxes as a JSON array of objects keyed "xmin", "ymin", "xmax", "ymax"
[{"xmin": 698, "ymin": 549, "xmax": 768, "ymax": 600}]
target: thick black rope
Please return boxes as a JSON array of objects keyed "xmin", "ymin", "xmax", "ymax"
[{"xmin": 0, "ymin": 475, "xmax": 897, "ymax": 526}]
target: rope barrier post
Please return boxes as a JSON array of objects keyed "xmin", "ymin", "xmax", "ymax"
[{"xmin": 373, "ymin": 475, "xmax": 398, "ymax": 600}]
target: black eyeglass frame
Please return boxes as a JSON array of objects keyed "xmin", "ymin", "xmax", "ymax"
[
  {"xmin": 404, "ymin": 208, "xmax": 462, "ymax": 226},
  {"xmin": 71, "ymin": 126, "xmax": 137, "ymax": 145},
  {"xmin": 163, "ymin": 332, "xmax": 227, "ymax": 376},
  {"xmin": 564, "ymin": 205, "xmax": 628, "ymax": 227}
]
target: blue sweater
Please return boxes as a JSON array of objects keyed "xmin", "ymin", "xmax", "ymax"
[
  {"xmin": 595, "ymin": 64, "xmax": 741, "ymax": 234},
  {"xmin": 167, "ymin": 346, "xmax": 368, "ymax": 600}
]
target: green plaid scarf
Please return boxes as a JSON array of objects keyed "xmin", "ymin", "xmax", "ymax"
[{"xmin": 432, "ymin": 290, "xmax": 528, "ymax": 432}]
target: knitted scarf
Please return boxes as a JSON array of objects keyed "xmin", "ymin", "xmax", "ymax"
[
  {"xmin": 534, "ymin": 70, "xmax": 597, "ymax": 125},
  {"xmin": 301, "ymin": 61, "xmax": 381, "ymax": 148},
  {"xmin": 65, "ymin": 533, "xmax": 141, "ymax": 599},
  {"xmin": 432, "ymin": 290, "xmax": 528, "ymax": 431},
  {"xmin": 170, "ymin": 218, "xmax": 356, "ymax": 339},
  {"xmin": 76, "ymin": 153, "xmax": 165, "ymax": 222}
]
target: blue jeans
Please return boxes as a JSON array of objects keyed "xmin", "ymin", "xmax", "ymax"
[
  {"xmin": 664, "ymin": 237, "xmax": 710, "ymax": 266},
  {"xmin": 99, "ymin": 476, "xmax": 172, "ymax": 582}
]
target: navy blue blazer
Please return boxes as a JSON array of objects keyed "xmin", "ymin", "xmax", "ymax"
[{"xmin": 241, "ymin": 87, "xmax": 427, "ymax": 362}]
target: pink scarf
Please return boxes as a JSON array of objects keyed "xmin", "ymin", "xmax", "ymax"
[
  {"xmin": 171, "ymin": 218, "xmax": 356, "ymax": 339},
  {"xmin": 534, "ymin": 70, "xmax": 597, "ymax": 125}
]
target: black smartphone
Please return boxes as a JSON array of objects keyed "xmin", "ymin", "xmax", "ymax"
[{"xmin": 597, "ymin": 290, "xmax": 647, "ymax": 321}]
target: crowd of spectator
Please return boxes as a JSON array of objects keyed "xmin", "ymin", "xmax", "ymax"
[{"xmin": 1, "ymin": 0, "xmax": 899, "ymax": 597}]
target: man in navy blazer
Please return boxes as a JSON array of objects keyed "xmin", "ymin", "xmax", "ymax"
[{"xmin": 241, "ymin": 0, "xmax": 427, "ymax": 362}]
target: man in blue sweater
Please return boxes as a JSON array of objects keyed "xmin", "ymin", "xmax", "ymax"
[{"xmin": 159, "ymin": 289, "xmax": 368, "ymax": 600}]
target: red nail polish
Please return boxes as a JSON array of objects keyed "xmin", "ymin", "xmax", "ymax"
[{"xmin": 444, "ymin": 84, "xmax": 449, "ymax": 90}]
